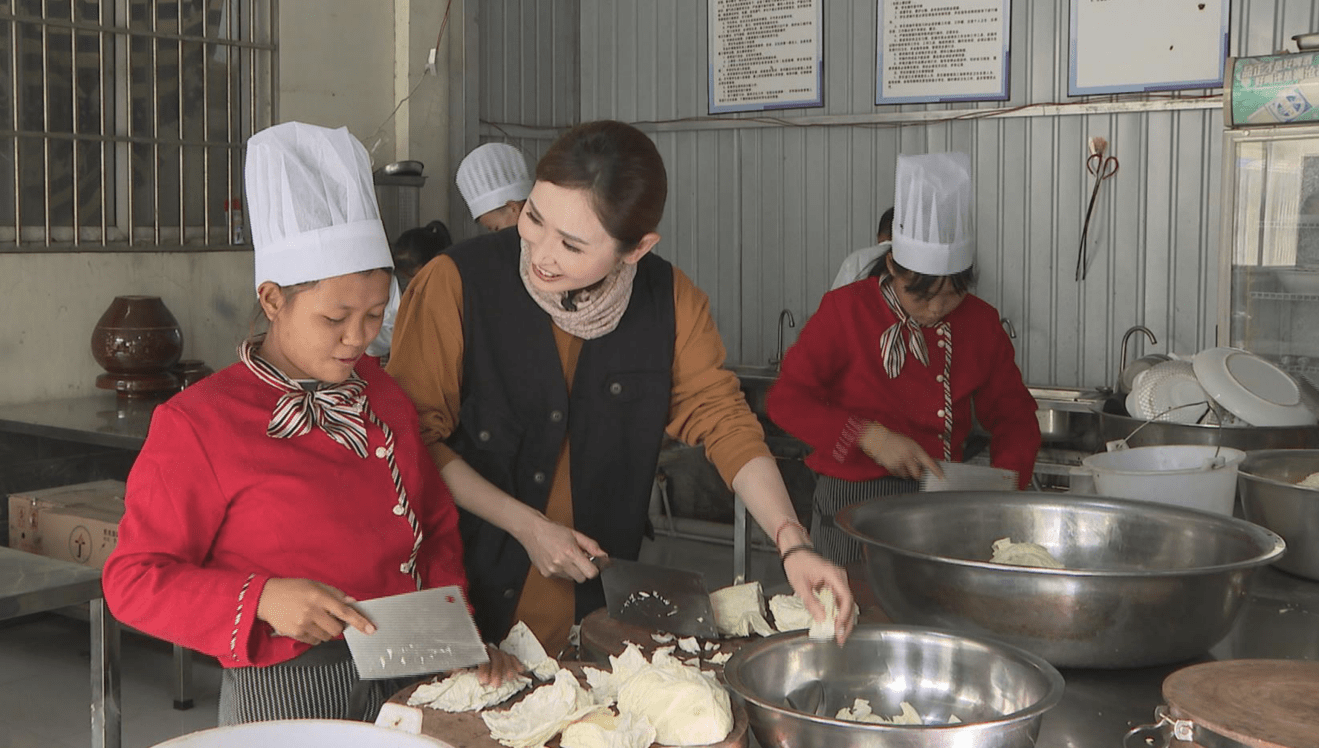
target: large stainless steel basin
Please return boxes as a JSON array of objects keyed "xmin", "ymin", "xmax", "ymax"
[
  {"xmin": 1239, "ymin": 449, "xmax": 1319, "ymax": 581},
  {"xmin": 724, "ymin": 625, "xmax": 1064, "ymax": 748},
  {"xmin": 837, "ymin": 492, "xmax": 1285, "ymax": 668},
  {"xmin": 1096, "ymin": 396, "xmax": 1319, "ymax": 450}
]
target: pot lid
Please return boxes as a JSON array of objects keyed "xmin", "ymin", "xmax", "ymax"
[{"xmin": 1164, "ymin": 660, "xmax": 1319, "ymax": 748}]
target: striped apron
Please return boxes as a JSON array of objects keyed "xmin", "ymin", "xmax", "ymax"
[
  {"xmin": 218, "ymin": 640, "xmax": 412, "ymax": 725},
  {"xmin": 810, "ymin": 474, "xmax": 919, "ymax": 564}
]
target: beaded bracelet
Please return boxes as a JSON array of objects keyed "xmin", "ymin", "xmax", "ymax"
[
  {"xmin": 774, "ymin": 519, "xmax": 809, "ymax": 551},
  {"xmin": 779, "ymin": 543, "xmax": 816, "ymax": 563}
]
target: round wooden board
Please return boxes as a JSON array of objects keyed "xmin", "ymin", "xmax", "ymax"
[
  {"xmin": 577, "ymin": 569, "xmax": 889, "ymax": 671},
  {"xmin": 578, "ymin": 607, "xmax": 753, "ymax": 673},
  {"xmin": 1164, "ymin": 660, "xmax": 1319, "ymax": 748},
  {"xmin": 388, "ymin": 661, "xmax": 749, "ymax": 748}
]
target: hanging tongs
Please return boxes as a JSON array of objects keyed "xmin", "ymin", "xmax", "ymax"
[{"xmin": 1076, "ymin": 137, "xmax": 1120, "ymax": 281}]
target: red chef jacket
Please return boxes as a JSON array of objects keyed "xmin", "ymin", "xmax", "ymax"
[
  {"xmin": 767, "ymin": 279, "xmax": 1040, "ymax": 488},
  {"xmin": 102, "ymin": 356, "xmax": 467, "ymax": 668}
]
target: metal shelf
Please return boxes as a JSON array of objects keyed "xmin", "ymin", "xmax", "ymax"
[{"xmin": 1249, "ymin": 291, "xmax": 1319, "ymax": 302}]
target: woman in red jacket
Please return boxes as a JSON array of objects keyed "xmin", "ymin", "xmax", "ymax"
[
  {"xmin": 768, "ymin": 152, "xmax": 1040, "ymax": 563},
  {"xmin": 102, "ymin": 122, "xmax": 519, "ymax": 725}
]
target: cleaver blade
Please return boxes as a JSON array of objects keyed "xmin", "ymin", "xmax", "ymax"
[
  {"xmin": 597, "ymin": 557, "xmax": 719, "ymax": 639},
  {"xmin": 343, "ymin": 585, "xmax": 489, "ymax": 680}
]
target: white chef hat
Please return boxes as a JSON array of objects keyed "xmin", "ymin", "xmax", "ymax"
[
  {"xmin": 891, "ymin": 152, "xmax": 975, "ymax": 276},
  {"xmin": 455, "ymin": 142, "xmax": 532, "ymax": 221},
  {"xmin": 244, "ymin": 121, "xmax": 393, "ymax": 290}
]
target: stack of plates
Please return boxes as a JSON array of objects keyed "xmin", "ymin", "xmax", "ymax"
[
  {"xmin": 1192, "ymin": 347, "xmax": 1318, "ymax": 428},
  {"xmin": 1123, "ymin": 348, "xmax": 1319, "ymax": 428},
  {"xmin": 1127, "ymin": 360, "xmax": 1211, "ymax": 424}
]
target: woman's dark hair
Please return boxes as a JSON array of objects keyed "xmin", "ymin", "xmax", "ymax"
[
  {"xmin": 393, "ymin": 220, "xmax": 452, "ymax": 276},
  {"xmin": 866, "ymin": 249, "xmax": 975, "ymax": 299},
  {"xmin": 535, "ymin": 120, "xmax": 667, "ymax": 251}
]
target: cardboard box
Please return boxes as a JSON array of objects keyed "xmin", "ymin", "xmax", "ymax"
[{"xmin": 7, "ymin": 480, "xmax": 126, "ymax": 568}]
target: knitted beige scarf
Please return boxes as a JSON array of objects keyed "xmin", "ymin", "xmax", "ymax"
[{"xmin": 518, "ymin": 238, "xmax": 637, "ymax": 340}]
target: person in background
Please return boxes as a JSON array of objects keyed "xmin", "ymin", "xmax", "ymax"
[
  {"xmin": 831, "ymin": 207, "xmax": 894, "ymax": 290},
  {"xmin": 388, "ymin": 120, "xmax": 853, "ymax": 655},
  {"xmin": 456, "ymin": 142, "xmax": 533, "ymax": 232},
  {"xmin": 368, "ymin": 220, "xmax": 454, "ymax": 360},
  {"xmin": 102, "ymin": 122, "xmax": 520, "ymax": 726},
  {"xmin": 769, "ymin": 152, "xmax": 1040, "ymax": 564}
]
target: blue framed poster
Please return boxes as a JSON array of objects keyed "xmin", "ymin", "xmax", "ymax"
[
  {"xmin": 876, "ymin": 0, "xmax": 1011, "ymax": 106},
  {"xmin": 708, "ymin": 0, "xmax": 824, "ymax": 114},
  {"xmin": 1068, "ymin": 0, "xmax": 1230, "ymax": 96}
]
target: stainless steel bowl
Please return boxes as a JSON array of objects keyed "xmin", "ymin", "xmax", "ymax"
[
  {"xmin": 1095, "ymin": 397, "xmax": 1319, "ymax": 450},
  {"xmin": 723, "ymin": 625, "xmax": 1064, "ymax": 748},
  {"xmin": 837, "ymin": 492, "xmax": 1286, "ymax": 668},
  {"xmin": 1239, "ymin": 449, "xmax": 1319, "ymax": 581}
]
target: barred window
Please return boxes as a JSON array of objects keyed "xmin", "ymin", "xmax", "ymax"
[{"xmin": 1, "ymin": 0, "xmax": 276, "ymax": 251}]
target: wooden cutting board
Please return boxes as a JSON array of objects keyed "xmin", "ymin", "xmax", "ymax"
[
  {"xmin": 1164, "ymin": 660, "xmax": 1319, "ymax": 748},
  {"xmin": 578, "ymin": 607, "xmax": 753, "ymax": 670},
  {"xmin": 579, "ymin": 568, "xmax": 888, "ymax": 669},
  {"xmin": 386, "ymin": 661, "xmax": 749, "ymax": 748}
]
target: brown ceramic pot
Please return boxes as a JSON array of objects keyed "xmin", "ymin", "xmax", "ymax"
[
  {"xmin": 173, "ymin": 359, "xmax": 214, "ymax": 389},
  {"xmin": 91, "ymin": 296, "xmax": 183, "ymax": 397}
]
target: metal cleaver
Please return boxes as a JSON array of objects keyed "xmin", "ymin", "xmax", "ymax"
[
  {"xmin": 343, "ymin": 585, "xmax": 489, "ymax": 680},
  {"xmin": 595, "ymin": 556, "xmax": 719, "ymax": 638},
  {"xmin": 920, "ymin": 461, "xmax": 1018, "ymax": 493}
]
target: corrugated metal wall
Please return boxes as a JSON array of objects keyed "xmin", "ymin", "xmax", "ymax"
[{"xmin": 477, "ymin": 0, "xmax": 1319, "ymax": 387}]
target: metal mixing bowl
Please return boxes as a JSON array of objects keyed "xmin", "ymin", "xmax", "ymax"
[
  {"xmin": 1239, "ymin": 449, "xmax": 1319, "ymax": 581},
  {"xmin": 837, "ymin": 492, "xmax": 1286, "ymax": 668},
  {"xmin": 1095, "ymin": 397, "xmax": 1319, "ymax": 450},
  {"xmin": 723, "ymin": 625, "xmax": 1064, "ymax": 748}
]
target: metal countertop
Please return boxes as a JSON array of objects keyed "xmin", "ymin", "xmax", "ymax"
[{"xmin": 1036, "ymin": 566, "xmax": 1319, "ymax": 746}]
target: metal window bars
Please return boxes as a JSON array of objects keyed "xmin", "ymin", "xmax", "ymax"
[{"xmin": 0, "ymin": 0, "xmax": 277, "ymax": 251}]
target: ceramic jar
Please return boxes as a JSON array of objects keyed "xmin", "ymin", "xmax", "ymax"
[
  {"xmin": 173, "ymin": 359, "xmax": 214, "ymax": 389},
  {"xmin": 90, "ymin": 296, "xmax": 183, "ymax": 397}
]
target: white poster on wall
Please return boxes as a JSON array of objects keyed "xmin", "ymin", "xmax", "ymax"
[
  {"xmin": 876, "ymin": 0, "xmax": 1011, "ymax": 105},
  {"xmin": 708, "ymin": 0, "xmax": 824, "ymax": 114},
  {"xmin": 1068, "ymin": 0, "xmax": 1229, "ymax": 96}
]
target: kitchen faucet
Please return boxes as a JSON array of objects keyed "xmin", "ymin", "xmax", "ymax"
[
  {"xmin": 1000, "ymin": 317, "xmax": 1017, "ymax": 339},
  {"xmin": 1118, "ymin": 325, "xmax": 1159, "ymax": 385},
  {"xmin": 769, "ymin": 309, "xmax": 796, "ymax": 369}
]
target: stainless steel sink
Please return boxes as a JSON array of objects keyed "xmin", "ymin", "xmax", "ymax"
[
  {"xmin": 728, "ymin": 364, "xmax": 781, "ymax": 436},
  {"xmin": 1029, "ymin": 385, "xmax": 1106, "ymax": 448}
]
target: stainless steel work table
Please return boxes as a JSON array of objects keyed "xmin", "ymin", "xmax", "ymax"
[
  {"xmin": 0, "ymin": 546, "xmax": 120, "ymax": 748},
  {"xmin": 1036, "ymin": 565, "xmax": 1319, "ymax": 746},
  {"xmin": 0, "ymin": 394, "xmax": 198, "ymax": 710}
]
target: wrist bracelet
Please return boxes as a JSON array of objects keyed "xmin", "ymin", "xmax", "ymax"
[
  {"xmin": 774, "ymin": 519, "xmax": 809, "ymax": 551},
  {"xmin": 779, "ymin": 543, "xmax": 816, "ymax": 563}
]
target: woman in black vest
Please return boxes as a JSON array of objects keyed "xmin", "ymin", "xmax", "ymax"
[{"xmin": 388, "ymin": 121, "xmax": 852, "ymax": 653}]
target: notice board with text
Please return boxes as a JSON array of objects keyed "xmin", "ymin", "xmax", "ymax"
[
  {"xmin": 876, "ymin": 0, "xmax": 1011, "ymax": 105},
  {"xmin": 708, "ymin": 0, "xmax": 824, "ymax": 114}
]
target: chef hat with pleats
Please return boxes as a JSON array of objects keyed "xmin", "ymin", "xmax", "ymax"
[
  {"xmin": 455, "ymin": 142, "xmax": 532, "ymax": 221},
  {"xmin": 891, "ymin": 151, "xmax": 975, "ymax": 277},
  {"xmin": 244, "ymin": 121, "xmax": 393, "ymax": 290}
]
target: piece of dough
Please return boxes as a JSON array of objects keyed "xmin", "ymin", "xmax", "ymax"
[
  {"xmin": 1296, "ymin": 471, "xmax": 1319, "ymax": 488},
  {"xmin": 990, "ymin": 537, "xmax": 1064, "ymax": 569}
]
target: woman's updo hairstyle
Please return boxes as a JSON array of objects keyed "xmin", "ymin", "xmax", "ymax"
[{"xmin": 535, "ymin": 120, "xmax": 667, "ymax": 252}]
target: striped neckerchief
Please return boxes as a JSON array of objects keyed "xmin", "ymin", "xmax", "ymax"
[
  {"xmin": 877, "ymin": 276, "xmax": 954, "ymax": 461},
  {"xmin": 238, "ymin": 338, "xmax": 371, "ymax": 458},
  {"xmin": 237, "ymin": 338, "xmax": 424, "ymax": 588}
]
